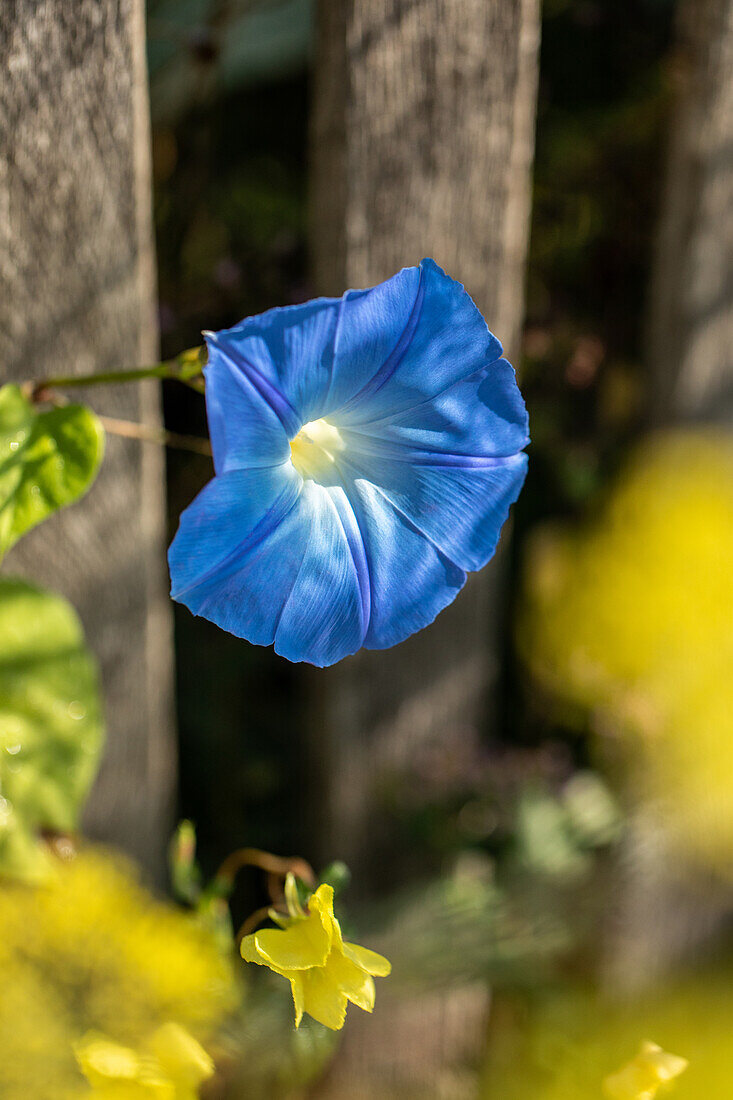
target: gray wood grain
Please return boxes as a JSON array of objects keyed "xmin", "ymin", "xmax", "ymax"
[
  {"xmin": 309, "ymin": 1, "xmax": 539, "ymax": 1093},
  {"xmin": 646, "ymin": 0, "xmax": 733, "ymax": 424},
  {"xmin": 0, "ymin": 0, "xmax": 175, "ymax": 882}
]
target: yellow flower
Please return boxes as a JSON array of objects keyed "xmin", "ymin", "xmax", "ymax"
[
  {"xmin": 0, "ymin": 847, "xmax": 235, "ymax": 1100},
  {"xmin": 603, "ymin": 1041, "xmax": 688, "ymax": 1100},
  {"xmin": 519, "ymin": 431, "xmax": 733, "ymax": 872},
  {"xmin": 75, "ymin": 1022, "xmax": 214, "ymax": 1098},
  {"xmin": 240, "ymin": 882, "xmax": 391, "ymax": 1030},
  {"xmin": 481, "ymin": 975, "xmax": 730, "ymax": 1099}
]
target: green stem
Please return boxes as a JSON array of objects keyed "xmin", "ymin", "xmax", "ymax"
[
  {"xmin": 26, "ymin": 346, "xmax": 207, "ymax": 399},
  {"xmin": 98, "ymin": 415, "xmax": 213, "ymax": 457}
]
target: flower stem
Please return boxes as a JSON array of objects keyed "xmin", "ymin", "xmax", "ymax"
[
  {"xmin": 214, "ymin": 848, "xmax": 316, "ymax": 892},
  {"xmin": 98, "ymin": 415, "xmax": 212, "ymax": 456},
  {"xmin": 25, "ymin": 345, "xmax": 207, "ymax": 401},
  {"xmin": 236, "ymin": 906, "xmax": 276, "ymax": 943}
]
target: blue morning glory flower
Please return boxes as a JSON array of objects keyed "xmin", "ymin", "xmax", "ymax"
[{"xmin": 168, "ymin": 259, "xmax": 529, "ymax": 667}]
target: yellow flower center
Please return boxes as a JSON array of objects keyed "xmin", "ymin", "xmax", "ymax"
[{"xmin": 290, "ymin": 418, "xmax": 345, "ymax": 481}]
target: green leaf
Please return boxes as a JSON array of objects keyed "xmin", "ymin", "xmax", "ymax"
[
  {"xmin": 0, "ymin": 577, "xmax": 104, "ymax": 879},
  {"xmin": 0, "ymin": 384, "xmax": 105, "ymax": 561}
]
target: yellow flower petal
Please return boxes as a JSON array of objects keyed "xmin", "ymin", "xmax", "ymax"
[
  {"xmin": 145, "ymin": 1023, "xmax": 214, "ymax": 1090},
  {"xmin": 308, "ymin": 884, "xmax": 338, "ymax": 935},
  {"xmin": 637, "ymin": 1041, "xmax": 689, "ymax": 1081},
  {"xmin": 74, "ymin": 1033, "xmax": 141, "ymax": 1087},
  {"xmin": 253, "ymin": 908, "xmax": 331, "ymax": 971},
  {"xmin": 603, "ymin": 1041, "xmax": 688, "ymax": 1099},
  {"xmin": 290, "ymin": 974, "xmax": 305, "ymax": 1029},
  {"xmin": 284, "ymin": 872, "xmax": 305, "ymax": 918},
  {"xmin": 342, "ymin": 942, "xmax": 392, "ymax": 977},
  {"xmin": 75, "ymin": 1025, "xmax": 214, "ymax": 1098},
  {"xmin": 239, "ymin": 933, "xmax": 263, "ymax": 965},
  {"xmin": 301, "ymin": 967, "xmax": 348, "ymax": 1031},
  {"xmin": 330, "ymin": 950, "xmax": 376, "ymax": 1012}
]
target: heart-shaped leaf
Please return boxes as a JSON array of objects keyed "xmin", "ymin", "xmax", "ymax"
[
  {"xmin": 0, "ymin": 385, "xmax": 105, "ymax": 561},
  {"xmin": 0, "ymin": 577, "xmax": 104, "ymax": 879}
]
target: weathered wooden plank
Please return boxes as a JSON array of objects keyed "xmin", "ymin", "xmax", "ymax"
[
  {"xmin": 0, "ymin": 0, "xmax": 175, "ymax": 881},
  {"xmin": 646, "ymin": 0, "xmax": 733, "ymax": 425},
  {"xmin": 309, "ymin": 1, "xmax": 539, "ymax": 1092}
]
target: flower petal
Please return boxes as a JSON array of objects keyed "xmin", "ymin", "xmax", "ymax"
[
  {"xmin": 342, "ymin": 942, "xmax": 392, "ymax": 977},
  {"xmin": 273, "ymin": 483, "xmax": 369, "ymax": 666},
  {"xmin": 146, "ymin": 1024, "xmax": 214, "ymax": 1089},
  {"xmin": 168, "ymin": 464, "xmax": 301, "ymax": 616},
  {"xmin": 204, "ymin": 268, "xmax": 424, "ymax": 428},
  {"xmin": 341, "ymin": 450, "xmax": 528, "ymax": 573},
  {"xmin": 207, "ymin": 298, "xmax": 340, "ymax": 429},
  {"xmin": 253, "ymin": 910, "xmax": 332, "ymax": 972},
  {"xmin": 203, "ymin": 336, "xmax": 293, "ymax": 473},
  {"xmin": 301, "ymin": 967, "xmax": 349, "ymax": 1030},
  {"xmin": 324, "ymin": 265, "xmax": 422, "ymax": 413},
  {"xmin": 170, "ymin": 472, "xmax": 367, "ymax": 664},
  {"xmin": 329, "ymin": 951, "xmax": 376, "ymax": 1012},
  {"xmin": 307, "ymin": 884, "xmax": 338, "ymax": 930},
  {"xmin": 344, "ymin": 357, "xmax": 528, "ymax": 460},
  {"xmin": 341, "ymin": 473, "xmax": 466, "ymax": 649},
  {"xmin": 239, "ymin": 934, "xmax": 263, "ymax": 965},
  {"xmin": 74, "ymin": 1034, "xmax": 141, "ymax": 1086},
  {"xmin": 334, "ymin": 258, "xmax": 504, "ymax": 426},
  {"xmin": 290, "ymin": 974, "xmax": 305, "ymax": 1029},
  {"xmin": 204, "ymin": 260, "xmax": 506, "ymax": 438}
]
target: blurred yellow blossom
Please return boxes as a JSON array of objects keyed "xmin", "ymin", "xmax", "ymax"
[
  {"xmin": 519, "ymin": 431, "xmax": 733, "ymax": 871},
  {"xmin": 0, "ymin": 847, "xmax": 236, "ymax": 1100},
  {"xmin": 75, "ymin": 1022, "xmax": 214, "ymax": 1098},
  {"xmin": 603, "ymin": 1041, "xmax": 688, "ymax": 1099},
  {"xmin": 240, "ymin": 880, "xmax": 391, "ymax": 1030},
  {"xmin": 481, "ymin": 971, "xmax": 730, "ymax": 1099}
]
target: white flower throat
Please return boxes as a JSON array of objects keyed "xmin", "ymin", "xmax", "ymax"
[{"xmin": 290, "ymin": 418, "xmax": 345, "ymax": 481}]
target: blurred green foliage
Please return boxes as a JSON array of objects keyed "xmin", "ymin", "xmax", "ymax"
[
  {"xmin": 217, "ymin": 979, "xmax": 338, "ymax": 1099},
  {"xmin": 0, "ymin": 578, "xmax": 103, "ymax": 880},
  {"xmin": 0, "ymin": 382, "xmax": 105, "ymax": 882}
]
